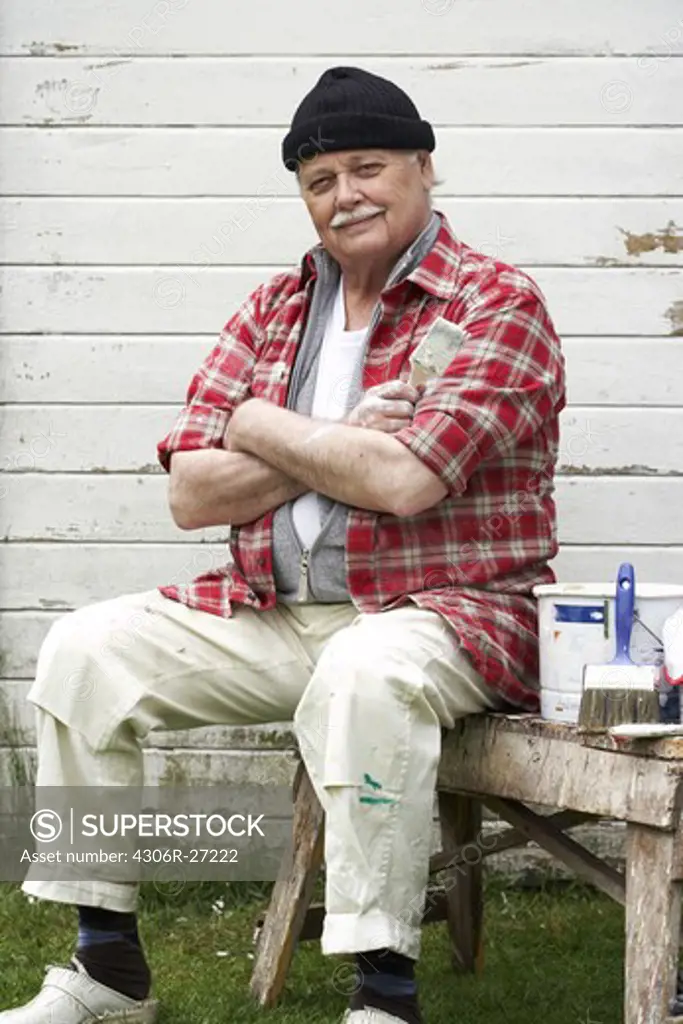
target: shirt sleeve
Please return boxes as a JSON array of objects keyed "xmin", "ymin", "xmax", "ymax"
[
  {"xmin": 156, "ymin": 285, "xmax": 265, "ymax": 472},
  {"xmin": 392, "ymin": 282, "xmax": 566, "ymax": 497}
]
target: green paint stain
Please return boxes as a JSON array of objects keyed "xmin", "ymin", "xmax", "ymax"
[
  {"xmin": 359, "ymin": 795, "xmax": 395, "ymax": 805},
  {"xmin": 363, "ymin": 773, "xmax": 383, "ymax": 790}
]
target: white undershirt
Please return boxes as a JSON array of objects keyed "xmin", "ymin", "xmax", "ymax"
[{"xmin": 291, "ymin": 278, "xmax": 369, "ymax": 550}]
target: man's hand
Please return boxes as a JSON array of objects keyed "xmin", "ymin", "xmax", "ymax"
[{"xmin": 344, "ymin": 380, "xmax": 423, "ymax": 433}]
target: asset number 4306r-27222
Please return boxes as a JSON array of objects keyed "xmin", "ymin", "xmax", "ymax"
[{"xmin": 132, "ymin": 848, "xmax": 239, "ymax": 863}]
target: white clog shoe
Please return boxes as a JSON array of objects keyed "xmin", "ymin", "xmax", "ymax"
[
  {"xmin": 342, "ymin": 1010, "xmax": 409, "ymax": 1024},
  {"xmin": 0, "ymin": 958, "xmax": 158, "ymax": 1022}
]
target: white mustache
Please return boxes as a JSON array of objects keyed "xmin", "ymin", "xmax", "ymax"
[{"xmin": 330, "ymin": 205, "xmax": 385, "ymax": 229}]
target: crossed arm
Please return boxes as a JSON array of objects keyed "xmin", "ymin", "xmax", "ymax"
[{"xmin": 168, "ymin": 387, "xmax": 447, "ymax": 530}]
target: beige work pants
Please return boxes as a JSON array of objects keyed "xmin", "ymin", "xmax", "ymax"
[{"xmin": 23, "ymin": 589, "xmax": 503, "ymax": 960}]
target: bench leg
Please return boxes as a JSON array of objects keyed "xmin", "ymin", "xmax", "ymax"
[
  {"xmin": 250, "ymin": 761, "xmax": 325, "ymax": 1007},
  {"xmin": 437, "ymin": 791, "xmax": 484, "ymax": 974},
  {"xmin": 624, "ymin": 822, "xmax": 682, "ymax": 1024}
]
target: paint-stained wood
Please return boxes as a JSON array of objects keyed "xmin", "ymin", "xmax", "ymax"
[
  {"xmin": 1, "ymin": 266, "xmax": 681, "ymax": 335},
  {"xmin": 551, "ymin": 547, "xmax": 683, "ymax": 584},
  {"xmin": 625, "ymin": 823, "xmax": 683, "ymax": 1023},
  {"xmin": 486, "ymin": 796, "xmax": 625, "ymax": 903},
  {"xmin": 0, "ymin": 679, "xmax": 299, "ymax": 751},
  {"xmin": 429, "ymin": 808, "xmax": 592, "ymax": 872},
  {"xmin": 2, "ymin": 128, "xmax": 680, "ymax": 197},
  {"xmin": 250, "ymin": 761, "xmax": 325, "ymax": 1007},
  {"xmin": 3, "ymin": 525, "xmax": 683, "ymax": 619},
  {"xmin": 0, "ymin": 744, "xmax": 300, "ymax": 788},
  {"xmin": 0, "ymin": 543, "xmax": 233, "ymax": 609},
  {"xmin": 3, "ymin": 198, "xmax": 683, "ymax": 267},
  {"xmin": 3, "ymin": 57, "xmax": 683, "ymax": 127},
  {"xmin": 438, "ymin": 717, "xmax": 683, "ymax": 828},
  {"xmin": 2, "ymin": 405, "xmax": 683, "ymax": 474},
  {"xmin": 0, "ymin": 615, "xmax": 57, "ymax": 677},
  {"xmin": 1, "ymin": 1, "xmax": 680, "ymax": 56},
  {"xmin": 2, "ymin": 475, "xmax": 683, "ymax": 547},
  {"xmin": 438, "ymin": 792, "xmax": 485, "ymax": 973},
  {"xmin": 6, "ymin": 542, "xmax": 683, "ymax": 664},
  {"xmin": 3, "ymin": 337, "xmax": 683, "ymax": 406}
]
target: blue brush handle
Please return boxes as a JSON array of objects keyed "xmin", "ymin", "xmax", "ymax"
[{"xmin": 614, "ymin": 562, "xmax": 635, "ymax": 664}]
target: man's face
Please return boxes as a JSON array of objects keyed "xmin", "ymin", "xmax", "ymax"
[{"xmin": 297, "ymin": 148, "xmax": 435, "ymax": 272}]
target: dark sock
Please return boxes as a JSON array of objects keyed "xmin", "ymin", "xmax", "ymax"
[
  {"xmin": 75, "ymin": 906, "xmax": 151, "ymax": 1001},
  {"xmin": 351, "ymin": 949, "xmax": 421, "ymax": 1024}
]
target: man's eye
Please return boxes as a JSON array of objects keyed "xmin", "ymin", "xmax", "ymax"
[
  {"xmin": 357, "ymin": 163, "xmax": 382, "ymax": 175},
  {"xmin": 309, "ymin": 178, "xmax": 332, "ymax": 192}
]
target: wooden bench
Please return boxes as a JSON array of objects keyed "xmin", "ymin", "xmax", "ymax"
[{"xmin": 249, "ymin": 713, "xmax": 683, "ymax": 1024}]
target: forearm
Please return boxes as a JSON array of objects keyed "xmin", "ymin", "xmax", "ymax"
[
  {"xmin": 168, "ymin": 448, "xmax": 308, "ymax": 529},
  {"xmin": 230, "ymin": 401, "xmax": 410, "ymax": 514}
]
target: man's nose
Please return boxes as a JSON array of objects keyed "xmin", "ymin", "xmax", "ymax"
[{"xmin": 334, "ymin": 171, "xmax": 361, "ymax": 207}]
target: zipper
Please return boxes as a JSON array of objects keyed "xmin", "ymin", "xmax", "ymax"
[{"xmin": 297, "ymin": 548, "xmax": 311, "ymax": 602}]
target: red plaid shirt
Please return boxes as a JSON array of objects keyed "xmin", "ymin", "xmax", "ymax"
[{"xmin": 157, "ymin": 212, "xmax": 566, "ymax": 710}]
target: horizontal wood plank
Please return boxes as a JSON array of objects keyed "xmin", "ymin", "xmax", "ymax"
[
  {"xmin": 440, "ymin": 717, "xmax": 683, "ymax": 827},
  {"xmin": 485, "ymin": 796, "xmax": 625, "ymax": 904},
  {"xmin": 1, "ymin": 471, "xmax": 683, "ymax": 552},
  {"xmin": 0, "ymin": 745, "xmax": 299, "ymax": 788},
  {"xmin": 0, "ymin": 267, "xmax": 680, "ymax": 335},
  {"xmin": 3, "ymin": 57, "xmax": 682, "ymax": 127},
  {"xmin": 2, "ymin": 198, "xmax": 682, "ymax": 267},
  {"xmin": 0, "ymin": 475, "xmax": 681, "ymax": 547},
  {"xmin": 0, "ymin": 542, "xmax": 232, "ymax": 610},
  {"xmin": 1, "ymin": 536, "xmax": 683, "ymax": 677},
  {"xmin": 1, "ymin": 512, "xmax": 683, "ymax": 616},
  {"xmin": 1, "ymin": 128, "xmax": 680, "ymax": 197},
  {"xmin": 2, "ymin": 336, "xmax": 681, "ymax": 406},
  {"xmin": 1, "ymin": 1, "xmax": 680, "ymax": 56},
  {"xmin": 0, "ymin": 679, "xmax": 296, "ymax": 750},
  {"xmin": 1, "ymin": 406, "xmax": 681, "ymax": 473},
  {"xmin": 549, "ymin": 547, "xmax": 683, "ymax": 584}
]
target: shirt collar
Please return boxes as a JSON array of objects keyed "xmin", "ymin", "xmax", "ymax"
[{"xmin": 299, "ymin": 209, "xmax": 463, "ymax": 301}]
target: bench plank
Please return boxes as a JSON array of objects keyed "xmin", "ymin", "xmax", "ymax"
[
  {"xmin": 439, "ymin": 717, "xmax": 683, "ymax": 828},
  {"xmin": 249, "ymin": 762, "xmax": 324, "ymax": 1008},
  {"xmin": 625, "ymin": 823, "xmax": 683, "ymax": 1023},
  {"xmin": 438, "ymin": 792, "xmax": 485, "ymax": 974},
  {"xmin": 486, "ymin": 796, "xmax": 625, "ymax": 904}
]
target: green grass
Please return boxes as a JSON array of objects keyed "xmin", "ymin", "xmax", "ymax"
[{"xmin": 0, "ymin": 879, "xmax": 625, "ymax": 1023}]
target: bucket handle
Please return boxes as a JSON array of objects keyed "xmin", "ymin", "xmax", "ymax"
[{"xmin": 632, "ymin": 609, "xmax": 664, "ymax": 649}]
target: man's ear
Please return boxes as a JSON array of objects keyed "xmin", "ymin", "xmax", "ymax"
[{"xmin": 418, "ymin": 151, "xmax": 436, "ymax": 190}]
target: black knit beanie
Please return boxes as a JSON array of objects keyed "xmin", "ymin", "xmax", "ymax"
[{"xmin": 281, "ymin": 66, "xmax": 435, "ymax": 171}]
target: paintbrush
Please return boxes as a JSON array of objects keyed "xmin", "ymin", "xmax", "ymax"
[
  {"xmin": 578, "ymin": 562, "xmax": 660, "ymax": 733},
  {"xmin": 408, "ymin": 317, "xmax": 467, "ymax": 387}
]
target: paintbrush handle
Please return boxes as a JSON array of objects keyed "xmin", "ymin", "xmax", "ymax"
[{"xmin": 615, "ymin": 562, "xmax": 635, "ymax": 662}]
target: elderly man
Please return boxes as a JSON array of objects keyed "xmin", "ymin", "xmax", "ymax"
[{"xmin": 3, "ymin": 67, "xmax": 565, "ymax": 1023}]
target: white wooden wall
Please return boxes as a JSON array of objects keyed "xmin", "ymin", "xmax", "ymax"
[{"xmin": 1, "ymin": 1, "xmax": 683, "ymax": 748}]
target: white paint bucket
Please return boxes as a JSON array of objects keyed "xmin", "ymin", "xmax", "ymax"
[
  {"xmin": 532, "ymin": 582, "xmax": 683, "ymax": 724},
  {"xmin": 540, "ymin": 689, "xmax": 583, "ymax": 725}
]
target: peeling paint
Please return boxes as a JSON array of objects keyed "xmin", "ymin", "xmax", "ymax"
[
  {"xmin": 159, "ymin": 752, "xmax": 189, "ymax": 786},
  {"xmin": 425, "ymin": 61, "xmax": 468, "ymax": 70},
  {"xmin": 85, "ymin": 58, "xmax": 132, "ymax": 70},
  {"xmin": 559, "ymin": 465, "xmax": 682, "ymax": 476},
  {"xmin": 28, "ymin": 40, "xmax": 82, "ymax": 55},
  {"xmin": 665, "ymin": 301, "xmax": 683, "ymax": 336},
  {"xmin": 590, "ymin": 256, "xmax": 622, "ymax": 267},
  {"xmin": 483, "ymin": 60, "xmax": 542, "ymax": 69},
  {"xmin": 426, "ymin": 59, "xmax": 540, "ymax": 70},
  {"xmin": 619, "ymin": 221, "xmax": 683, "ymax": 257}
]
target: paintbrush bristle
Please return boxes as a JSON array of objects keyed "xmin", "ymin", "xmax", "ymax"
[
  {"xmin": 579, "ymin": 663, "xmax": 661, "ymax": 733},
  {"xmin": 578, "ymin": 688, "xmax": 660, "ymax": 733}
]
